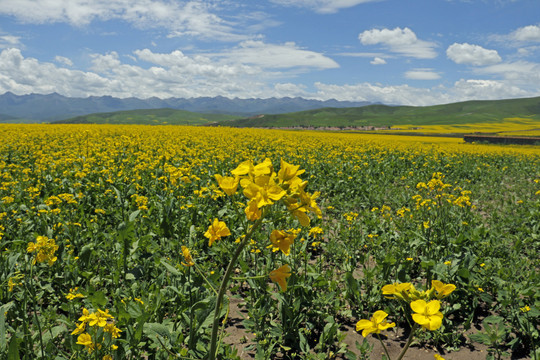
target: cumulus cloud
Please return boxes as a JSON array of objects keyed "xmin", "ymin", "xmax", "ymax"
[
  {"xmin": 446, "ymin": 43, "xmax": 502, "ymax": 66},
  {"xmin": 358, "ymin": 27, "xmax": 437, "ymax": 59},
  {"xmin": 370, "ymin": 57, "xmax": 386, "ymax": 65},
  {"xmin": 405, "ymin": 69, "xmax": 441, "ymax": 80},
  {"xmin": 0, "ymin": 46, "xmax": 334, "ymax": 99},
  {"xmin": 269, "ymin": 0, "xmax": 380, "ymax": 14},
  {"xmin": 0, "ymin": 0, "xmax": 250, "ymax": 41},
  {"xmin": 510, "ymin": 25, "xmax": 540, "ymax": 43},
  {"xmin": 1, "ymin": 48, "xmax": 539, "ymax": 106},
  {"xmin": 0, "ymin": 48, "xmax": 108, "ymax": 96}
]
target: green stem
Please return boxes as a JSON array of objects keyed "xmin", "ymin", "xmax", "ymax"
[
  {"xmin": 187, "ymin": 267, "xmax": 195, "ymax": 351},
  {"xmin": 208, "ymin": 215, "xmax": 265, "ymax": 360},
  {"xmin": 193, "ymin": 263, "xmax": 218, "ymax": 296},
  {"xmin": 376, "ymin": 333, "xmax": 392, "ymax": 360},
  {"xmin": 395, "ymin": 323, "xmax": 418, "ymax": 360},
  {"xmin": 27, "ymin": 263, "xmax": 45, "ymax": 359}
]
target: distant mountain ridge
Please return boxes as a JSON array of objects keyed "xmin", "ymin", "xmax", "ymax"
[{"xmin": 0, "ymin": 92, "xmax": 374, "ymax": 122}]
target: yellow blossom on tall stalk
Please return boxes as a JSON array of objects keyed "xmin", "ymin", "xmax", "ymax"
[
  {"xmin": 356, "ymin": 310, "xmax": 396, "ymax": 337},
  {"xmin": 269, "ymin": 264, "xmax": 292, "ymax": 292},
  {"xmin": 268, "ymin": 229, "xmax": 296, "ymax": 255},
  {"xmin": 204, "ymin": 218, "xmax": 231, "ymax": 246},
  {"xmin": 181, "ymin": 245, "xmax": 195, "ymax": 267},
  {"xmin": 27, "ymin": 235, "xmax": 59, "ymax": 266},
  {"xmin": 231, "ymin": 158, "xmax": 321, "ymax": 227}
]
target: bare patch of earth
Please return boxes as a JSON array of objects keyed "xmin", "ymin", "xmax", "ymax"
[{"xmin": 221, "ymin": 296, "xmax": 506, "ymax": 360}]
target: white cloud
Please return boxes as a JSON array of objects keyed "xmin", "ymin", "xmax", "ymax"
[
  {"xmin": 510, "ymin": 25, "xmax": 540, "ymax": 43},
  {"xmin": 311, "ymin": 79, "xmax": 536, "ymax": 106},
  {"xmin": 0, "ymin": 47, "xmax": 332, "ymax": 99},
  {"xmin": 54, "ymin": 56, "xmax": 73, "ymax": 67},
  {"xmin": 269, "ymin": 0, "xmax": 380, "ymax": 14},
  {"xmin": 211, "ymin": 41, "xmax": 339, "ymax": 69},
  {"xmin": 358, "ymin": 27, "xmax": 437, "ymax": 59},
  {"xmin": 0, "ymin": 0, "xmax": 249, "ymax": 41},
  {"xmin": 0, "ymin": 48, "xmax": 108, "ymax": 96},
  {"xmin": 405, "ymin": 69, "xmax": 441, "ymax": 80},
  {"xmin": 1, "ymin": 48, "xmax": 539, "ymax": 106},
  {"xmin": 474, "ymin": 60, "xmax": 540, "ymax": 85},
  {"xmin": 0, "ymin": 34, "xmax": 20, "ymax": 48},
  {"xmin": 370, "ymin": 57, "xmax": 386, "ymax": 65},
  {"xmin": 446, "ymin": 43, "xmax": 502, "ymax": 66},
  {"xmin": 452, "ymin": 79, "xmax": 529, "ymax": 99}
]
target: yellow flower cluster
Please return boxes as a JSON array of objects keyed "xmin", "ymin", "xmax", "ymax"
[
  {"xmin": 382, "ymin": 280, "xmax": 456, "ymax": 302},
  {"xmin": 27, "ymin": 236, "xmax": 59, "ymax": 266},
  {"xmin": 72, "ymin": 308, "xmax": 121, "ymax": 354},
  {"xmin": 357, "ymin": 280, "xmax": 456, "ymax": 340},
  {"xmin": 220, "ymin": 158, "xmax": 322, "ymax": 226}
]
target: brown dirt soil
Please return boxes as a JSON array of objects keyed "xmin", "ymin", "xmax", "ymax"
[{"xmin": 222, "ymin": 296, "xmax": 530, "ymax": 360}]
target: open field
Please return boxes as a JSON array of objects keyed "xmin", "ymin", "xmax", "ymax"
[
  {"xmin": 0, "ymin": 124, "xmax": 539, "ymax": 360},
  {"xmin": 54, "ymin": 108, "xmax": 239, "ymax": 126},
  {"xmin": 226, "ymin": 96, "xmax": 540, "ymax": 130}
]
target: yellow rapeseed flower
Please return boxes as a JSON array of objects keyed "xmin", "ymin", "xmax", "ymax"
[
  {"xmin": 411, "ymin": 299, "xmax": 443, "ymax": 331},
  {"xmin": 214, "ymin": 174, "xmax": 239, "ymax": 196},
  {"xmin": 268, "ymin": 229, "xmax": 296, "ymax": 255},
  {"xmin": 356, "ymin": 310, "xmax": 396, "ymax": 337},
  {"xmin": 181, "ymin": 245, "xmax": 195, "ymax": 267},
  {"xmin": 204, "ymin": 218, "xmax": 231, "ymax": 246},
  {"xmin": 269, "ymin": 264, "xmax": 291, "ymax": 292}
]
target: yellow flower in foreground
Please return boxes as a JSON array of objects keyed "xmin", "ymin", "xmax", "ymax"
[
  {"xmin": 181, "ymin": 245, "xmax": 195, "ymax": 267},
  {"xmin": 434, "ymin": 354, "xmax": 446, "ymax": 360},
  {"xmin": 204, "ymin": 218, "xmax": 231, "ymax": 246},
  {"xmin": 411, "ymin": 299, "xmax": 443, "ymax": 331},
  {"xmin": 268, "ymin": 229, "xmax": 296, "ymax": 255},
  {"xmin": 269, "ymin": 264, "xmax": 291, "ymax": 292},
  {"xmin": 277, "ymin": 158, "xmax": 305, "ymax": 182},
  {"xmin": 76, "ymin": 333, "xmax": 94, "ymax": 352},
  {"xmin": 356, "ymin": 310, "xmax": 396, "ymax": 337},
  {"xmin": 215, "ymin": 174, "xmax": 239, "ymax": 196}
]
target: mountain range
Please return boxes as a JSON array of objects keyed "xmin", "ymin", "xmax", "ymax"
[{"xmin": 0, "ymin": 92, "xmax": 373, "ymax": 122}]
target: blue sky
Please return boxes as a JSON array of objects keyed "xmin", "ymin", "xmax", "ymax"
[{"xmin": 0, "ymin": 0, "xmax": 539, "ymax": 105}]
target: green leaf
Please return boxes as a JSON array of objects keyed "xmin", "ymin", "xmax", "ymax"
[
  {"xmin": 7, "ymin": 336, "xmax": 19, "ymax": 360},
  {"xmin": 160, "ymin": 259, "xmax": 181, "ymax": 276},
  {"xmin": 129, "ymin": 210, "xmax": 141, "ymax": 223},
  {"xmin": 143, "ymin": 322, "xmax": 171, "ymax": 341},
  {"xmin": 89, "ymin": 291, "xmax": 108, "ymax": 307},
  {"xmin": 457, "ymin": 267, "xmax": 470, "ymax": 279},
  {"xmin": 0, "ymin": 302, "xmax": 14, "ymax": 350}
]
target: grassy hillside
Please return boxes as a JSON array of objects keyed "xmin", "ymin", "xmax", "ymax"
[
  {"xmin": 227, "ymin": 96, "xmax": 540, "ymax": 128},
  {"xmin": 54, "ymin": 108, "xmax": 239, "ymax": 125}
]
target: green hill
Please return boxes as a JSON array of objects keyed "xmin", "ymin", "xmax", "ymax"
[
  {"xmin": 226, "ymin": 96, "xmax": 540, "ymax": 128},
  {"xmin": 54, "ymin": 108, "xmax": 239, "ymax": 125}
]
